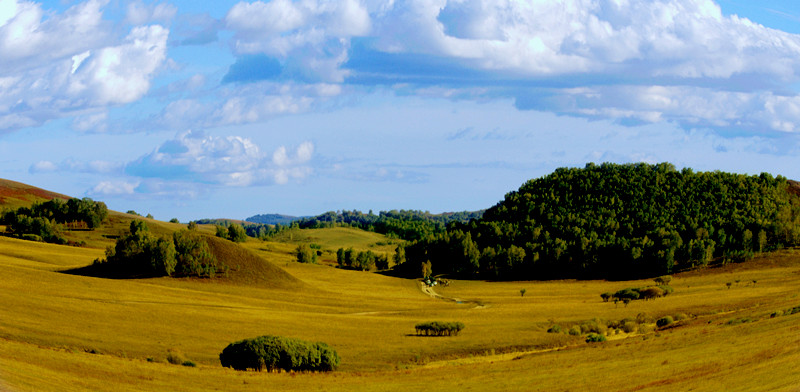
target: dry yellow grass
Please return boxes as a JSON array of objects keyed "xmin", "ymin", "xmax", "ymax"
[{"xmin": 1, "ymin": 231, "xmax": 800, "ymax": 391}]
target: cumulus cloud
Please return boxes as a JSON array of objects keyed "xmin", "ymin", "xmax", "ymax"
[
  {"xmin": 0, "ymin": 0, "xmax": 169, "ymax": 133},
  {"xmin": 125, "ymin": 130, "xmax": 315, "ymax": 186},
  {"xmin": 225, "ymin": 0, "xmax": 371, "ymax": 82}
]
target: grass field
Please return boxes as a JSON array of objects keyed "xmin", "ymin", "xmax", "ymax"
[
  {"xmin": 2, "ymin": 229, "xmax": 800, "ymax": 391},
  {"xmin": 1, "ymin": 181, "xmax": 799, "ymax": 391}
]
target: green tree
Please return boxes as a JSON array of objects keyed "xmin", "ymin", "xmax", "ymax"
[
  {"xmin": 295, "ymin": 244, "xmax": 317, "ymax": 264},
  {"xmin": 227, "ymin": 223, "xmax": 248, "ymax": 243}
]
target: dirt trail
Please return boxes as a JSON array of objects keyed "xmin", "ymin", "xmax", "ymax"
[{"xmin": 418, "ymin": 281, "xmax": 488, "ymax": 309}]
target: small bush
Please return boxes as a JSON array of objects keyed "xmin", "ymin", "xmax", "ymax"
[
  {"xmin": 547, "ymin": 325, "xmax": 562, "ymax": 333},
  {"xmin": 182, "ymin": 360, "xmax": 197, "ymax": 367},
  {"xmin": 658, "ymin": 285, "xmax": 674, "ymax": 296},
  {"xmin": 585, "ymin": 333, "xmax": 606, "ymax": 343},
  {"xmin": 166, "ymin": 349, "xmax": 186, "ymax": 365},
  {"xmin": 568, "ymin": 326, "xmax": 581, "ymax": 336},
  {"xmin": 622, "ymin": 321, "xmax": 637, "ymax": 333},
  {"xmin": 673, "ymin": 313, "xmax": 688, "ymax": 321},
  {"xmin": 600, "ymin": 292, "xmax": 613, "ymax": 302},
  {"xmin": 656, "ymin": 316, "xmax": 674, "ymax": 328}
]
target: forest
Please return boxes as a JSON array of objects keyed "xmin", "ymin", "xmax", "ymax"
[{"xmin": 403, "ymin": 163, "xmax": 800, "ymax": 280}]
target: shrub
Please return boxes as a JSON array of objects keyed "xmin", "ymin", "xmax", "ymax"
[
  {"xmin": 622, "ymin": 321, "xmax": 637, "ymax": 333},
  {"xmin": 585, "ymin": 333, "xmax": 606, "ymax": 343},
  {"xmin": 182, "ymin": 360, "xmax": 197, "ymax": 367},
  {"xmin": 639, "ymin": 287, "xmax": 664, "ymax": 301},
  {"xmin": 568, "ymin": 326, "xmax": 581, "ymax": 336},
  {"xmin": 220, "ymin": 335, "xmax": 340, "ymax": 372},
  {"xmin": 614, "ymin": 288, "xmax": 640, "ymax": 300},
  {"xmin": 657, "ymin": 285, "xmax": 674, "ymax": 296},
  {"xmin": 547, "ymin": 325, "xmax": 562, "ymax": 333},
  {"xmin": 600, "ymin": 292, "xmax": 613, "ymax": 302},
  {"xmin": 166, "ymin": 348, "xmax": 186, "ymax": 365},
  {"xmin": 656, "ymin": 316, "xmax": 674, "ymax": 328},
  {"xmin": 673, "ymin": 313, "xmax": 688, "ymax": 321},
  {"xmin": 654, "ymin": 275, "xmax": 672, "ymax": 285},
  {"xmin": 414, "ymin": 321, "xmax": 465, "ymax": 336}
]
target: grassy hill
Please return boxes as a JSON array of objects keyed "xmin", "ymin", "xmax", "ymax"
[
  {"xmin": 1, "ymin": 177, "xmax": 800, "ymax": 391},
  {"xmin": 0, "ymin": 178, "xmax": 70, "ymax": 209}
]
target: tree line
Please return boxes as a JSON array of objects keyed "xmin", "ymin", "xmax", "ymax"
[
  {"xmin": 1, "ymin": 198, "xmax": 108, "ymax": 244},
  {"xmin": 245, "ymin": 209, "xmax": 483, "ymax": 242},
  {"xmin": 403, "ymin": 163, "xmax": 800, "ymax": 280}
]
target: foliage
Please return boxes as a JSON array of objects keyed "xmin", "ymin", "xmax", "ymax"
[
  {"xmin": 227, "ymin": 223, "xmax": 248, "ymax": 243},
  {"xmin": 547, "ymin": 325, "xmax": 562, "ymax": 333},
  {"xmin": 405, "ymin": 163, "xmax": 800, "ymax": 279},
  {"xmin": 0, "ymin": 197, "xmax": 108, "ymax": 244},
  {"xmin": 295, "ymin": 244, "xmax": 317, "ymax": 264},
  {"xmin": 173, "ymin": 230, "xmax": 219, "ymax": 277},
  {"xmin": 219, "ymin": 335, "xmax": 340, "ymax": 372},
  {"xmin": 656, "ymin": 316, "xmax": 674, "ymax": 328},
  {"xmin": 103, "ymin": 221, "xmax": 224, "ymax": 278},
  {"xmin": 585, "ymin": 333, "xmax": 606, "ymax": 343},
  {"xmin": 257, "ymin": 209, "xmax": 484, "ymax": 242},
  {"xmin": 414, "ymin": 321, "xmax": 465, "ymax": 336}
]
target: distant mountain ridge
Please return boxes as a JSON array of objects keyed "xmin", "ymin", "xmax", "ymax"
[{"xmin": 245, "ymin": 213, "xmax": 307, "ymax": 225}]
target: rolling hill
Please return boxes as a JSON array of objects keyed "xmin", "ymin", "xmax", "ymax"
[{"xmin": 1, "ymin": 176, "xmax": 800, "ymax": 391}]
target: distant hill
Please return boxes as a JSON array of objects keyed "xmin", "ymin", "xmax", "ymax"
[
  {"xmin": 0, "ymin": 178, "xmax": 71, "ymax": 208},
  {"xmin": 245, "ymin": 213, "xmax": 306, "ymax": 225}
]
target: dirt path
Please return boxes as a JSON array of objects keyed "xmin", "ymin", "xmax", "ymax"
[{"xmin": 418, "ymin": 281, "xmax": 489, "ymax": 309}]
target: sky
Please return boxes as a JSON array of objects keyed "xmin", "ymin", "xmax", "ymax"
[{"xmin": 1, "ymin": 0, "xmax": 799, "ymax": 222}]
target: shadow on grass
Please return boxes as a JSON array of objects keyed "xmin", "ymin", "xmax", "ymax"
[{"xmin": 61, "ymin": 263, "xmax": 158, "ymax": 280}]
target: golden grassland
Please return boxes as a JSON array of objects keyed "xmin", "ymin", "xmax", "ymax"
[{"xmin": 1, "ymin": 226, "xmax": 800, "ymax": 391}]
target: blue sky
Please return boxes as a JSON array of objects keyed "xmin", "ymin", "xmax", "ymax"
[{"xmin": 1, "ymin": 0, "xmax": 799, "ymax": 221}]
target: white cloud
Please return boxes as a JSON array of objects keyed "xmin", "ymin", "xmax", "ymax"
[
  {"xmin": 125, "ymin": 1, "xmax": 177, "ymax": 25},
  {"xmin": 225, "ymin": 0, "xmax": 371, "ymax": 82},
  {"xmin": 125, "ymin": 131, "xmax": 315, "ymax": 187},
  {"xmin": 373, "ymin": 0, "xmax": 800, "ymax": 80},
  {"xmin": 0, "ymin": 1, "xmax": 169, "ymax": 133},
  {"xmin": 29, "ymin": 158, "xmax": 122, "ymax": 174},
  {"xmin": 152, "ymin": 81, "xmax": 340, "ymax": 129},
  {"xmin": 89, "ymin": 180, "xmax": 139, "ymax": 196}
]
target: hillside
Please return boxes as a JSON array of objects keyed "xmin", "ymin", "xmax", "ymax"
[
  {"xmin": 406, "ymin": 163, "xmax": 800, "ymax": 280},
  {"xmin": 0, "ymin": 178, "xmax": 70, "ymax": 209}
]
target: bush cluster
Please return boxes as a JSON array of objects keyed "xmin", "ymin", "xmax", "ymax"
[
  {"xmin": 414, "ymin": 321, "xmax": 465, "ymax": 336},
  {"xmin": 603, "ymin": 285, "xmax": 674, "ymax": 303},
  {"xmin": 336, "ymin": 247, "xmax": 389, "ymax": 271},
  {"xmin": 101, "ymin": 221, "xmax": 223, "ymax": 277},
  {"xmin": 219, "ymin": 335, "xmax": 340, "ymax": 372}
]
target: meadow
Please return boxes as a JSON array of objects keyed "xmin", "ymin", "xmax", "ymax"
[{"xmin": 1, "ymin": 227, "xmax": 800, "ymax": 391}]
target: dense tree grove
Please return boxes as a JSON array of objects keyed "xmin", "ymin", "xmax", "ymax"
[
  {"xmin": 101, "ymin": 221, "xmax": 222, "ymax": 278},
  {"xmin": 405, "ymin": 163, "xmax": 800, "ymax": 280},
  {"xmin": 219, "ymin": 335, "xmax": 340, "ymax": 372},
  {"xmin": 1, "ymin": 198, "xmax": 108, "ymax": 244},
  {"xmin": 414, "ymin": 321, "xmax": 465, "ymax": 336}
]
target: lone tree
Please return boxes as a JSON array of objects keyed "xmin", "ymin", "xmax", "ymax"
[{"xmin": 520, "ymin": 288, "xmax": 527, "ymax": 297}]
